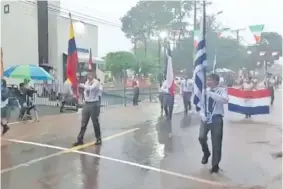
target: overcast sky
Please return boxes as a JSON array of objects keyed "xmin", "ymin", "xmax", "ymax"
[{"xmin": 61, "ymin": 0, "xmax": 283, "ymax": 57}]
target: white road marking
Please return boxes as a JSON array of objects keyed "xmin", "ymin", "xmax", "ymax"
[
  {"xmin": 1, "ymin": 128, "xmax": 139, "ymax": 173},
  {"xmin": 2, "ymin": 134, "xmax": 235, "ymax": 187}
]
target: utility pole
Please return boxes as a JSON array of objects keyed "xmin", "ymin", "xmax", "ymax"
[
  {"xmin": 232, "ymin": 28, "xmax": 245, "ymax": 43},
  {"xmin": 191, "ymin": 0, "xmax": 197, "ymax": 73}
]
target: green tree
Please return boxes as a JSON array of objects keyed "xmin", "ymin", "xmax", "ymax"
[
  {"xmin": 105, "ymin": 51, "xmax": 136, "ymax": 81},
  {"xmin": 121, "ymin": 2, "xmax": 248, "ymax": 74}
]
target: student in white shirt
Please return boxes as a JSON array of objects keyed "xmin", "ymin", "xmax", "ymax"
[
  {"xmin": 73, "ymin": 71, "xmax": 102, "ymax": 147},
  {"xmin": 160, "ymin": 79, "xmax": 174, "ymax": 120},
  {"xmin": 266, "ymin": 76, "xmax": 275, "ymax": 106},
  {"xmin": 198, "ymin": 73, "xmax": 229, "ymax": 174},
  {"xmin": 241, "ymin": 76, "xmax": 254, "ymax": 118},
  {"xmin": 180, "ymin": 76, "xmax": 193, "ymax": 114}
]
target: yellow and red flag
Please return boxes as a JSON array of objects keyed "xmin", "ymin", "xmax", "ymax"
[{"xmin": 66, "ymin": 13, "xmax": 79, "ymax": 97}]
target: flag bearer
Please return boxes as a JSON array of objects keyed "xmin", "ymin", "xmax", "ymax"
[
  {"xmin": 180, "ymin": 76, "xmax": 193, "ymax": 114},
  {"xmin": 198, "ymin": 73, "xmax": 229, "ymax": 173},
  {"xmin": 73, "ymin": 71, "xmax": 102, "ymax": 146},
  {"xmin": 160, "ymin": 79, "xmax": 174, "ymax": 120}
]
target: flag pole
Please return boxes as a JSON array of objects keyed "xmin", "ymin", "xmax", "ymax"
[{"xmin": 202, "ymin": 0, "xmax": 207, "ymax": 117}]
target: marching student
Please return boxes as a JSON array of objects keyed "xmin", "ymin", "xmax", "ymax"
[
  {"xmin": 241, "ymin": 76, "xmax": 255, "ymax": 118},
  {"xmin": 266, "ymin": 75, "xmax": 275, "ymax": 106},
  {"xmin": 160, "ymin": 79, "xmax": 174, "ymax": 121},
  {"xmin": 73, "ymin": 71, "xmax": 102, "ymax": 146},
  {"xmin": 198, "ymin": 73, "xmax": 229, "ymax": 174},
  {"xmin": 180, "ymin": 76, "xmax": 193, "ymax": 114}
]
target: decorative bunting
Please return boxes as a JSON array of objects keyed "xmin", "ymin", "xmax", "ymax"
[
  {"xmin": 272, "ymin": 52, "xmax": 279, "ymax": 56},
  {"xmin": 259, "ymin": 51, "xmax": 266, "ymax": 56},
  {"xmin": 249, "ymin": 24, "xmax": 264, "ymax": 44}
]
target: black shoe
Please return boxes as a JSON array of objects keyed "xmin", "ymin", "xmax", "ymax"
[
  {"xmin": 95, "ymin": 138, "xmax": 102, "ymax": 145},
  {"xmin": 210, "ymin": 165, "xmax": 220, "ymax": 174},
  {"xmin": 2, "ymin": 126, "xmax": 10, "ymax": 136},
  {"xmin": 72, "ymin": 141, "xmax": 84, "ymax": 147},
  {"xmin": 201, "ymin": 152, "xmax": 211, "ymax": 164}
]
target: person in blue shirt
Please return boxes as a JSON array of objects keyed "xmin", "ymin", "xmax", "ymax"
[
  {"xmin": 1, "ymin": 79, "xmax": 10, "ymax": 135},
  {"xmin": 198, "ymin": 74, "xmax": 229, "ymax": 174}
]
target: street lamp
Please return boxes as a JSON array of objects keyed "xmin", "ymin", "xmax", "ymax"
[
  {"xmin": 159, "ymin": 31, "xmax": 168, "ymax": 40},
  {"xmin": 74, "ymin": 21, "xmax": 85, "ymax": 36},
  {"xmin": 216, "ymin": 11, "xmax": 223, "ymax": 15}
]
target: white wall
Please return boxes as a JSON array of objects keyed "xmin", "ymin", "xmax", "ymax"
[
  {"xmin": 1, "ymin": 1, "xmax": 39, "ymax": 84},
  {"xmin": 47, "ymin": 1, "xmax": 60, "ymax": 81},
  {"xmin": 55, "ymin": 15, "xmax": 98, "ymax": 82}
]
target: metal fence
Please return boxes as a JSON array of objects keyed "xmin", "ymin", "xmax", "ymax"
[{"xmin": 32, "ymin": 83, "xmax": 160, "ymax": 109}]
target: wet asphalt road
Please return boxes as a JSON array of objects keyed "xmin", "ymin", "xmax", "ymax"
[{"xmin": 1, "ymin": 91, "xmax": 282, "ymax": 189}]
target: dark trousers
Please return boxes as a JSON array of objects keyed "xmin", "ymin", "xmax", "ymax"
[
  {"xmin": 133, "ymin": 87, "xmax": 140, "ymax": 105},
  {"xmin": 159, "ymin": 93, "xmax": 164, "ymax": 113},
  {"xmin": 77, "ymin": 101, "xmax": 101, "ymax": 142},
  {"xmin": 269, "ymin": 87, "xmax": 274, "ymax": 105},
  {"xmin": 182, "ymin": 92, "xmax": 192, "ymax": 113},
  {"xmin": 163, "ymin": 94, "xmax": 174, "ymax": 120},
  {"xmin": 198, "ymin": 116, "xmax": 223, "ymax": 167}
]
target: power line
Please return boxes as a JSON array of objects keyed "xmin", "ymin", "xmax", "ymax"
[{"xmin": 18, "ymin": 0, "xmax": 121, "ymax": 28}]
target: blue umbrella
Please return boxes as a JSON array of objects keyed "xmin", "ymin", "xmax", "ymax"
[{"xmin": 4, "ymin": 64, "xmax": 54, "ymax": 80}]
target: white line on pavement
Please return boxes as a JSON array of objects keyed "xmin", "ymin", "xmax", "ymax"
[
  {"xmin": 2, "ymin": 134, "xmax": 234, "ymax": 187},
  {"xmin": 1, "ymin": 128, "xmax": 139, "ymax": 173}
]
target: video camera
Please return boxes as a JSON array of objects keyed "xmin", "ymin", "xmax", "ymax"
[{"xmin": 26, "ymin": 87, "xmax": 37, "ymax": 97}]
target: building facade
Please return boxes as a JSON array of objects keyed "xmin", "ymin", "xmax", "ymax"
[{"xmin": 1, "ymin": 0, "xmax": 99, "ymax": 84}]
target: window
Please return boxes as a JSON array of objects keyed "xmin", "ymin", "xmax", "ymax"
[{"xmin": 4, "ymin": 4, "xmax": 9, "ymax": 14}]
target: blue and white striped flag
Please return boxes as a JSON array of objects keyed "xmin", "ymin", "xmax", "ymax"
[{"xmin": 193, "ymin": 33, "xmax": 207, "ymax": 112}]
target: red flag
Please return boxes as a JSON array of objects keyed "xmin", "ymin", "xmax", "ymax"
[{"xmin": 66, "ymin": 13, "xmax": 79, "ymax": 98}]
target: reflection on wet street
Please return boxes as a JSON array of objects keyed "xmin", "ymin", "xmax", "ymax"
[{"xmin": 1, "ymin": 92, "xmax": 282, "ymax": 189}]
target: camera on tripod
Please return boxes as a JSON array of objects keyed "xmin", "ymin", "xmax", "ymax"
[{"xmin": 26, "ymin": 88, "xmax": 37, "ymax": 97}]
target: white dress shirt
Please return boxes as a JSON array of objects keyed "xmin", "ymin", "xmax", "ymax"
[
  {"xmin": 180, "ymin": 79, "xmax": 193, "ymax": 93},
  {"xmin": 200, "ymin": 87, "xmax": 229, "ymax": 122},
  {"xmin": 80, "ymin": 79, "xmax": 100, "ymax": 102},
  {"xmin": 160, "ymin": 80, "xmax": 169, "ymax": 94},
  {"xmin": 242, "ymin": 81, "xmax": 254, "ymax": 90}
]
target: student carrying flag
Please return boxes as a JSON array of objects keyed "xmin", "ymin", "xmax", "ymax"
[
  {"xmin": 192, "ymin": 1, "xmax": 229, "ymax": 174},
  {"xmin": 160, "ymin": 42, "xmax": 175, "ymax": 121}
]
